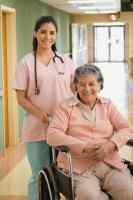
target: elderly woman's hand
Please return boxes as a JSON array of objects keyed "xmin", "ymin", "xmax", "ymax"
[{"xmin": 82, "ymin": 141, "xmax": 116, "ymax": 161}]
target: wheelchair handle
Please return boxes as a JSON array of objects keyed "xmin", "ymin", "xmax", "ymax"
[
  {"xmin": 55, "ymin": 145, "xmax": 70, "ymax": 153},
  {"xmin": 52, "ymin": 145, "xmax": 73, "ymax": 176},
  {"xmin": 127, "ymin": 139, "xmax": 133, "ymax": 147}
]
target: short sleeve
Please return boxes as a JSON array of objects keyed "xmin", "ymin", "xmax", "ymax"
[{"xmin": 12, "ymin": 58, "xmax": 29, "ymax": 91}]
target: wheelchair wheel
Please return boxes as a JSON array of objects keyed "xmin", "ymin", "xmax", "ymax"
[{"xmin": 38, "ymin": 168, "xmax": 60, "ymax": 200}]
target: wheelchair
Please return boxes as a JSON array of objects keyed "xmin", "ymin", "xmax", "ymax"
[{"xmin": 38, "ymin": 140, "xmax": 133, "ymax": 200}]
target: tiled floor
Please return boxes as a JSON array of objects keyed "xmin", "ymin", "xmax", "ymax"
[
  {"xmin": 0, "ymin": 143, "xmax": 25, "ymax": 180},
  {"xmin": 0, "ymin": 144, "xmax": 31, "ymax": 200},
  {"xmin": 0, "ymin": 62, "xmax": 133, "ymax": 200},
  {"xmin": 0, "ymin": 157, "xmax": 31, "ymax": 195}
]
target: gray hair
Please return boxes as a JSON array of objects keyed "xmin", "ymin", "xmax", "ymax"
[{"xmin": 74, "ymin": 64, "xmax": 104, "ymax": 90}]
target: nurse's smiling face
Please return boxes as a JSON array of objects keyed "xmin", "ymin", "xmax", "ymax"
[{"xmin": 34, "ymin": 22, "xmax": 57, "ymax": 50}]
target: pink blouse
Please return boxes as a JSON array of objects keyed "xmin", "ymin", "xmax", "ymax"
[{"xmin": 47, "ymin": 96, "xmax": 133, "ymax": 174}]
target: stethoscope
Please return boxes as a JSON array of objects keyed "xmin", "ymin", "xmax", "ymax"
[{"xmin": 34, "ymin": 51, "xmax": 64, "ymax": 95}]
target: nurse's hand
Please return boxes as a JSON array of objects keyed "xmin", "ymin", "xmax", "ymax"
[{"xmin": 41, "ymin": 113, "xmax": 49, "ymax": 124}]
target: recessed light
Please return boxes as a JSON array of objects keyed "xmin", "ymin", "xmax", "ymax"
[{"xmin": 68, "ymin": 0, "xmax": 94, "ymax": 4}]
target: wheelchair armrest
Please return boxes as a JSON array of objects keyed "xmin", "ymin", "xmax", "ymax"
[
  {"xmin": 127, "ymin": 139, "xmax": 133, "ymax": 147},
  {"xmin": 55, "ymin": 145, "xmax": 70, "ymax": 153}
]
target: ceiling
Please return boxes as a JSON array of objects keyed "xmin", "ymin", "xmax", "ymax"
[{"xmin": 40, "ymin": 0, "xmax": 121, "ymax": 14}]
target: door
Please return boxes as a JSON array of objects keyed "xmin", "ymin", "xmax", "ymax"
[
  {"xmin": 94, "ymin": 26, "xmax": 109, "ymax": 62},
  {"xmin": 110, "ymin": 26, "xmax": 124, "ymax": 61},
  {"xmin": 0, "ymin": 5, "xmax": 18, "ymax": 152},
  {"xmin": 94, "ymin": 25, "xmax": 125, "ymax": 62}
]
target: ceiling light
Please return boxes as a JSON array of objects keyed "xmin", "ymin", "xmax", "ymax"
[
  {"xmin": 109, "ymin": 13, "xmax": 120, "ymax": 21},
  {"xmin": 77, "ymin": 6, "xmax": 94, "ymax": 10},
  {"xmin": 77, "ymin": 6, "xmax": 117, "ymax": 10},
  {"xmin": 68, "ymin": 0, "xmax": 94, "ymax": 4},
  {"xmin": 84, "ymin": 10, "xmax": 100, "ymax": 14},
  {"xmin": 68, "ymin": 0, "xmax": 117, "ymax": 4}
]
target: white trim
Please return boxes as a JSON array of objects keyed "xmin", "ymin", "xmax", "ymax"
[
  {"xmin": 0, "ymin": 5, "xmax": 15, "ymax": 13},
  {"xmin": 0, "ymin": 89, "xmax": 3, "ymax": 97}
]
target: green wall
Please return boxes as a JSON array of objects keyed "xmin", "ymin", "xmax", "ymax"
[
  {"xmin": 0, "ymin": 0, "xmax": 72, "ymax": 150},
  {"xmin": 0, "ymin": 0, "xmax": 71, "ymax": 59}
]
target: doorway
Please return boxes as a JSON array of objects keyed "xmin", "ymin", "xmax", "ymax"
[
  {"xmin": 94, "ymin": 25, "xmax": 125, "ymax": 62},
  {"xmin": 0, "ymin": 5, "xmax": 18, "ymax": 151}
]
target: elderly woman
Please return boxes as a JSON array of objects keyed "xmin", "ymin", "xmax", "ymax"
[{"xmin": 47, "ymin": 64, "xmax": 133, "ymax": 200}]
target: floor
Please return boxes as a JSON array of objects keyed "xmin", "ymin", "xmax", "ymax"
[
  {"xmin": 0, "ymin": 144, "xmax": 31, "ymax": 200},
  {"xmin": 0, "ymin": 62, "xmax": 133, "ymax": 200}
]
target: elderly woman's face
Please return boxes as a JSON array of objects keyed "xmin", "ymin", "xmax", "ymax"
[{"xmin": 76, "ymin": 74, "xmax": 101, "ymax": 105}]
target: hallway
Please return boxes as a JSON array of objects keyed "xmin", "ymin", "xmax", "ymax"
[
  {"xmin": 0, "ymin": 62, "xmax": 133, "ymax": 200},
  {"xmin": 96, "ymin": 62, "xmax": 128, "ymax": 116}
]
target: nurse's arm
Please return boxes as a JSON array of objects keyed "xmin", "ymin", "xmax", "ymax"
[{"xmin": 16, "ymin": 89, "xmax": 49, "ymax": 123}]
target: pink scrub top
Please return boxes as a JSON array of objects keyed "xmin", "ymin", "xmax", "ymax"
[{"xmin": 13, "ymin": 52, "xmax": 76, "ymax": 142}]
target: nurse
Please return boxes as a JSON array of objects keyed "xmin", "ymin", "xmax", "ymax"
[{"xmin": 13, "ymin": 15, "xmax": 76, "ymax": 200}]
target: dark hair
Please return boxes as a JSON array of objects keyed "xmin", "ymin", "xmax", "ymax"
[
  {"xmin": 32, "ymin": 16, "xmax": 58, "ymax": 52},
  {"xmin": 74, "ymin": 64, "xmax": 104, "ymax": 90},
  {"xmin": 33, "ymin": 16, "xmax": 64, "ymax": 95}
]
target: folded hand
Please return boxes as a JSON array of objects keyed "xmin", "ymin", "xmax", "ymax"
[{"xmin": 82, "ymin": 141, "xmax": 116, "ymax": 161}]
